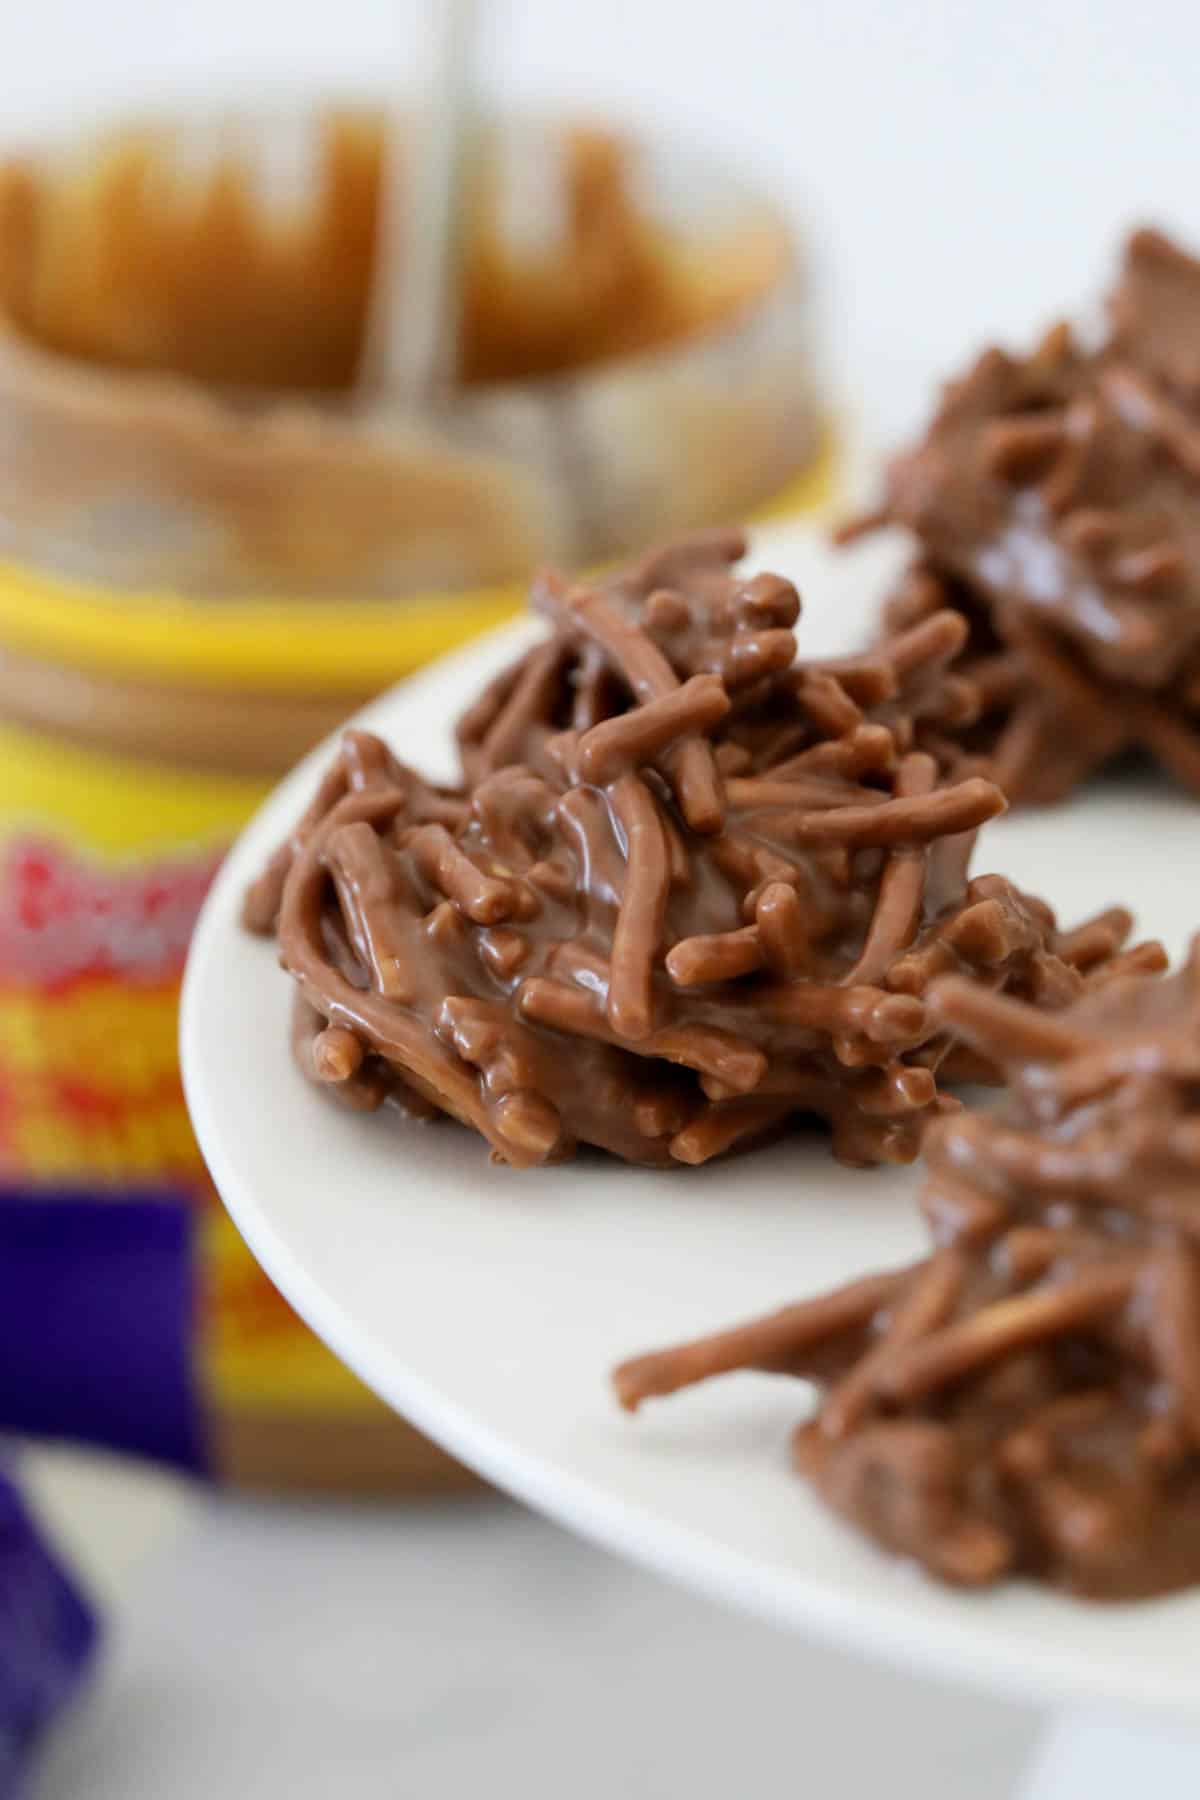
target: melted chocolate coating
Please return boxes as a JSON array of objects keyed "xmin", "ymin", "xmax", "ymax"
[
  {"xmin": 610, "ymin": 941, "xmax": 1200, "ymax": 1602},
  {"xmin": 846, "ymin": 229, "xmax": 1200, "ymax": 805},
  {"xmin": 246, "ymin": 536, "xmax": 1142, "ymax": 1170},
  {"xmin": 458, "ymin": 529, "xmax": 975, "ymax": 790}
]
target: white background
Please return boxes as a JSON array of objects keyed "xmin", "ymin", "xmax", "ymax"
[{"xmin": 16, "ymin": 2, "xmax": 1200, "ymax": 1793}]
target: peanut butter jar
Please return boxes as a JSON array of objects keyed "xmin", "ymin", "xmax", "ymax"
[{"xmin": 0, "ymin": 102, "xmax": 834, "ymax": 1491}]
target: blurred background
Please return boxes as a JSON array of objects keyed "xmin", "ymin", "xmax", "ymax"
[
  {"xmin": 4, "ymin": 1, "xmax": 1200, "ymax": 1793},
  {"xmin": 9, "ymin": 0, "xmax": 1200, "ymax": 441}
]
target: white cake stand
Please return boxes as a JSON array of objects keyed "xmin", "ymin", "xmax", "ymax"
[{"xmin": 182, "ymin": 523, "xmax": 1200, "ymax": 1795}]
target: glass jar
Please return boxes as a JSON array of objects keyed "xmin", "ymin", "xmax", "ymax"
[{"xmin": 0, "ymin": 100, "xmax": 834, "ymax": 1491}]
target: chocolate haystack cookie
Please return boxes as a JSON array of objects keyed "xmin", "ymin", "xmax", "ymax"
[
  {"xmin": 458, "ymin": 530, "xmax": 971, "ymax": 790},
  {"xmin": 611, "ymin": 938, "xmax": 1200, "ymax": 1601},
  {"xmin": 845, "ymin": 228, "xmax": 1200, "ymax": 804},
  {"xmin": 245, "ymin": 536, "xmax": 1141, "ymax": 1171}
]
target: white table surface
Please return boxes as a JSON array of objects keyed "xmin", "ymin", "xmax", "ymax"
[{"xmin": 26, "ymin": 1447, "xmax": 1041, "ymax": 1800}]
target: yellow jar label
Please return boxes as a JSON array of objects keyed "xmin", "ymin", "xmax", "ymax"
[{"xmin": 0, "ymin": 717, "xmax": 381, "ymax": 1428}]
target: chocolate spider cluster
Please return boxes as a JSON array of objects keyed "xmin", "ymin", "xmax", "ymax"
[
  {"xmin": 244, "ymin": 533, "xmax": 1138, "ymax": 1170},
  {"xmin": 613, "ymin": 941, "xmax": 1200, "ymax": 1600},
  {"xmin": 845, "ymin": 228, "xmax": 1200, "ymax": 804},
  {"xmin": 457, "ymin": 530, "xmax": 972, "ymax": 789}
]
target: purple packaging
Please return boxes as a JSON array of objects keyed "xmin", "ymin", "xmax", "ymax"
[{"xmin": 0, "ymin": 1465, "xmax": 96, "ymax": 1797}]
